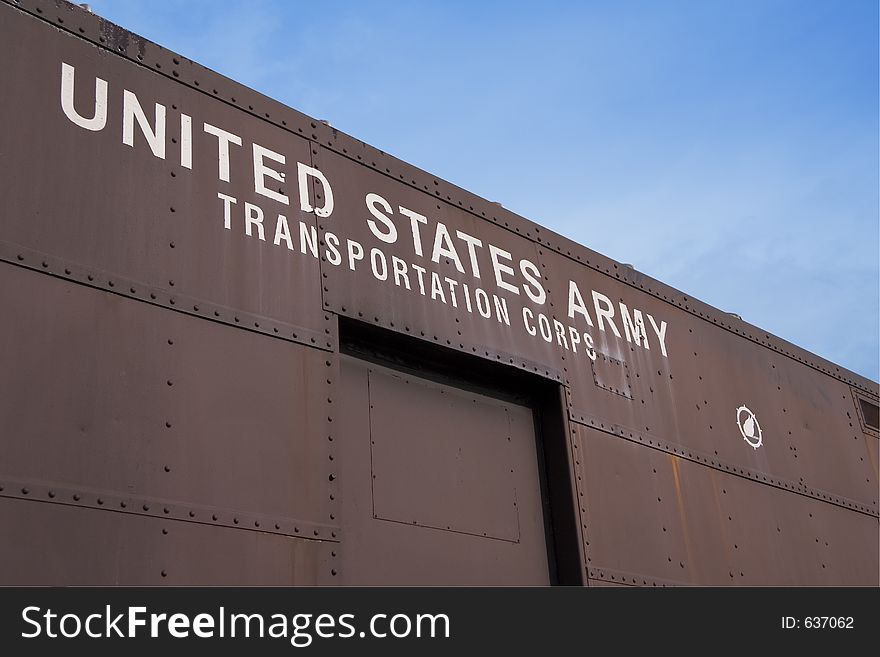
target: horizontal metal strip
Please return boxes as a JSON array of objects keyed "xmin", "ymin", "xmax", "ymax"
[
  {"xmin": 568, "ymin": 409, "xmax": 878, "ymax": 519},
  {"xmin": 468, "ymin": 346, "xmax": 563, "ymax": 382},
  {"xmin": 9, "ymin": 0, "xmax": 873, "ymax": 395},
  {"xmin": 0, "ymin": 241, "xmax": 334, "ymax": 352},
  {"xmin": 0, "ymin": 475, "xmax": 341, "ymax": 542},
  {"xmin": 327, "ymin": 304, "xmax": 565, "ymax": 383},
  {"xmin": 588, "ymin": 566, "xmax": 684, "ymax": 587}
]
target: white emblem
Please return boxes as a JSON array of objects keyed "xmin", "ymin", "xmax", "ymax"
[{"xmin": 736, "ymin": 405, "xmax": 762, "ymax": 450}]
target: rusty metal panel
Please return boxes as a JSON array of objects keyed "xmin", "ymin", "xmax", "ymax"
[
  {"xmin": 0, "ymin": 0, "xmax": 876, "ymax": 588},
  {"xmin": 313, "ymin": 146, "xmax": 565, "ymax": 382},
  {"xmin": 535, "ymin": 248, "xmax": 878, "ymax": 514},
  {"xmin": 0, "ymin": 262, "xmax": 337, "ymax": 540},
  {"xmin": 574, "ymin": 424, "xmax": 879, "ymax": 585},
  {"xmin": 0, "ymin": 3, "xmax": 330, "ymax": 346},
  {"xmin": 666, "ymin": 312, "xmax": 879, "ymax": 513},
  {"xmin": 336, "ymin": 355, "xmax": 551, "ymax": 584},
  {"xmin": 0, "ymin": 497, "xmax": 334, "ymax": 585}
]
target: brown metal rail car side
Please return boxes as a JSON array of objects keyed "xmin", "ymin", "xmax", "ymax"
[{"xmin": 0, "ymin": 0, "xmax": 877, "ymax": 585}]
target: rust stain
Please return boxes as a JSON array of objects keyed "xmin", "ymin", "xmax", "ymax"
[
  {"xmin": 669, "ymin": 455, "xmax": 696, "ymax": 580},
  {"xmin": 709, "ymin": 472, "xmax": 733, "ymax": 563}
]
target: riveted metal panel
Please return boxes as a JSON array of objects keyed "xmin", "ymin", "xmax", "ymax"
[
  {"xmin": 368, "ymin": 367, "xmax": 521, "ymax": 541},
  {"xmin": 5, "ymin": 0, "xmax": 876, "ymax": 401},
  {"xmin": 0, "ymin": 0, "xmax": 876, "ymax": 587},
  {"xmin": 590, "ymin": 353, "xmax": 633, "ymax": 399},
  {"xmin": 574, "ymin": 424, "xmax": 879, "ymax": 585},
  {"xmin": 0, "ymin": 497, "xmax": 335, "ymax": 585},
  {"xmin": 0, "ymin": 263, "xmax": 338, "ymax": 540},
  {"xmin": 336, "ymin": 355, "xmax": 551, "ymax": 585},
  {"xmin": 313, "ymin": 146, "xmax": 565, "ymax": 382},
  {"xmin": 674, "ymin": 326, "xmax": 879, "ymax": 512},
  {"xmin": 0, "ymin": 3, "xmax": 331, "ymax": 348},
  {"xmin": 537, "ymin": 249, "xmax": 878, "ymax": 515}
]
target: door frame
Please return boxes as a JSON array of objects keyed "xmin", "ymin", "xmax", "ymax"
[{"xmin": 339, "ymin": 317, "xmax": 585, "ymax": 585}]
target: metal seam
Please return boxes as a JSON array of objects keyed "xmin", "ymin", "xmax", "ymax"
[
  {"xmin": 568, "ymin": 411, "xmax": 879, "ymax": 519},
  {"xmin": 587, "ymin": 566, "xmax": 685, "ymax": 587},
  {"xmin": 0, "ymin": 242, "xmax": 333, "ymax": 352},
  {"xmin": 0, "ymin": 476, "xmax": 341, "ymax": 542}
]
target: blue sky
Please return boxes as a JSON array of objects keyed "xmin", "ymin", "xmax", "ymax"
[{"xmin": 88, "ymin": 0, "xmax": 879, "ymax": 380}]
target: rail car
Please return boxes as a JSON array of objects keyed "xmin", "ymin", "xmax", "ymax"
[{"xmin": 1, "ymin": 0, "xmax": 877, "ymax": 585}]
